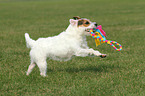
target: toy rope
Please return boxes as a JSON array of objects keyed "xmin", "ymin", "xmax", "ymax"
[{"xmin": 89, "ymin": 29, "xmax": 122, "ymax": 51}]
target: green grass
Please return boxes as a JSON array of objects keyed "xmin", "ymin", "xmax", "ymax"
[{"xmin": 0, "ymin": 0, "xmax": 145, "ymax": 95}]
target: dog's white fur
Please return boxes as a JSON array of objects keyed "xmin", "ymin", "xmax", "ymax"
[{"xmin": 25, "ymin": 17, "xmax": 106, "ymax": 76}]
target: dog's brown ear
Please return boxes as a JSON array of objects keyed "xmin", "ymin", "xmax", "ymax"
[{"xmin": 73, "ymin": 16, "xmax": 81, "ymax": 20}]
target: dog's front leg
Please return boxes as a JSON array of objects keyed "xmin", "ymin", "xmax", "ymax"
[{"xmin": 75, "ymin": 48, "xmax": 106, "ymax": 57}]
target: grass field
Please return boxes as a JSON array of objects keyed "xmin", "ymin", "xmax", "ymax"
[{"xmin": 0, "ymin": 0, "xmax": 145, "ymax": 95}]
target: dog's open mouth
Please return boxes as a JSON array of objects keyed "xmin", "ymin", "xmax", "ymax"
[{"xmin": 85, "ymin": 28, "xmax": 96, "ymax": 32}]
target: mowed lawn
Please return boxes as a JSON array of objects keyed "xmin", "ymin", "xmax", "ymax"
[{"xmin": 0, "ymin": 0, "xmax": 145, "ymax": 95}]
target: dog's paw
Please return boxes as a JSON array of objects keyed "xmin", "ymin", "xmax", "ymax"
[
  {"xmin": 40, "ymin": 73, "xmax": 47, "ymax": 77},
  {"xmin": 100, "ymin": 54, "xmax": 107, "ymax": 58},
  {"xmin": 93, "ymin": 51, "xmax": 101, "ymax": 56}
]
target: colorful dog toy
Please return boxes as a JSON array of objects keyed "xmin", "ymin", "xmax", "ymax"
[{"xmin": 89, "ymin": 25, "xmax": 122, "ymax": 51}]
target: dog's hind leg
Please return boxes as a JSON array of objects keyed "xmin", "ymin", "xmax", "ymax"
[
  {"xmin": 26, "ymin": 60, "xmax": 36, "ymax": 76},
  {"xmin": 36, "ymin": 60, "xmax": 47, "ymax": 77}
]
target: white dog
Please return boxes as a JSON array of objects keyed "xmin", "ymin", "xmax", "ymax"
[{"xmin": 25, "ymin": 16, "xmax": 106, "ymax": 76}]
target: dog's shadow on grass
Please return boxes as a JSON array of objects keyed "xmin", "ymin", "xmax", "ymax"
[{"xmin": 48, "ymin": 64, "xmax": 121, "ymax": 73}]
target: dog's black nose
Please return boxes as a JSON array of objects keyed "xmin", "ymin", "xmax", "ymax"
[{"xmin": 95, "ymin": 23, "xmax": 98, "ymax": 27}]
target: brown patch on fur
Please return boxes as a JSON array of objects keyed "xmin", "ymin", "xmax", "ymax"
[{"xmin": 78, "ymin": 19, "xmax": 90, "ymax": 27}]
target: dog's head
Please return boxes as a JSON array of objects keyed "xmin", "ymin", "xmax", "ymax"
[{"xmin": 69, "ymin": 16, "xmax": 97, "ymax": 35}]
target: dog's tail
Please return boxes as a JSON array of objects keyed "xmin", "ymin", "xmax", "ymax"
[{"xmin": 25, "ymin": 33, "xmax": 35, "ymax": 49}]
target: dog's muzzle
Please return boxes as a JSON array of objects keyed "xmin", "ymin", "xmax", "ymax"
[
  {"xmin": 85, "ymin": 28, "xmax": 96, "ymax": 32},
  {"xmin": 85, "ymin": 23, "xmax": 98, "ymax": 32}
]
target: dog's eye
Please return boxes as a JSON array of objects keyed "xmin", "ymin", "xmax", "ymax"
[{"xmin": 85, "ymin": 21, "xmax": 90, "ymax": 24}]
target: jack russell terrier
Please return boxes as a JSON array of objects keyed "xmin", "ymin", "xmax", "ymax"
[{"xmin": 25, "ymin": 16, "xmax": 106, "ymax": 77}]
